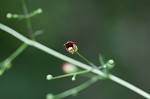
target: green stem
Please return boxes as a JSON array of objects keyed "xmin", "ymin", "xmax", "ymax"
[
  {"xmin": 0, "ymin": 42, "xmax": 27, "ymax": 76},
  {"xmin": 6, "ymin": 43, "xmax": 28, "ymax": 62},
  {"xmin": 0, "ymin": 0, "xmax": 35, "ymax": 75},
  {"xmin": 0, "ymin": 44, "xmax": 27, "ymax": 75},
  {"xmin": 54, "ymin": 76, "xmax": 103, "ymax": 99},
  {"xmin": 0, "ymin": 23, "xmax": 150, "ymax": 99},
  {"xmin": 48, "ymin": 70, "xmax": 90, "ymax": 80},
  {"xmin": 108, "ymin": 74, "xmax": 150, "ymax": 99},
  {"xmin": 22, "ymin": 0, "xmax": 35, "ymax": 40},
  {"xmin": 76, "ymin": 52, "xmax": 96, "ymax": 68}
]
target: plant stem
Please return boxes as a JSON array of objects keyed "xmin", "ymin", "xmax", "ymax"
[
  {"xmin": 53, "ymin": 76, "xmax": 104, "ymax": 98},
  {"xmin": 0, "ymin": 44, "xmax": 27, "ymax": 75},
  {"xmin": 76, "ymin": 51, "xmax": 96, "ymax": 68},
  {"xmin": 108, "ymin": 74, "xmax": 150, "ymax": 99},
  {"xmin": 22, "ymin": 0, "xmax": 35, "ymax": 40},
  {"xmin": 0, "ymin": 0, "xmax": 35, "ymax": 75},
  {"xmin": 48, "ymin": 70, "xmax": 90, "ymax": 80},
  {"xmin": 0, "ymin": 23, "xmax": 150, "ymax": 99},
  {"xmin": 0, "ymin": 0, "xmax": 36, "ymax": 75},
  {"xmin": 6, "ymin": 43, "xmax": 28, "ymax": 62}
]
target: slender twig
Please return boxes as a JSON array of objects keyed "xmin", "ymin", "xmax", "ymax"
[
  {"xmin": 47, "ymin": 70, "xmax": 90, "ymax": 80},
  {"xmin": 50, "ymin": 76, "xmax": 104, "ymax": 99},
  {"xmin": 0, "ymin": 43, "xmax": 27, "ymax": 75},
  {"xmin": 76, "ymin": 51, "xmax": 96, "ymax": 68},
  {"xmin": 108, "ymin": 74, "xmax": 150, "ymax": 99},
  {"xmin": 6, "ymin": 43, "xmax": 28, "ymax": 62},
  {"xmin": 0, "ymin": 23, "xmax": 150, "ymax": 99},
  {"xmin": 0, "ymin": 0, "xmax": 36, "ymax": 75},
  {"xmin": 22, "ymin": 0, "xmax": 35, "ymax": 40}
]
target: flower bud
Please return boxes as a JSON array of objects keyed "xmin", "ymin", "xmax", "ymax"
[
  {"xmin": 62, "ymin": 63, "xmax": 78, "ymax": 73},
  {"xmin": 46, "ymin": 94, "xmax": 54, "ymax": 99},
  {"xmin": 64, "ymin": 41, "xmax": 78, "ymax": 54},
  {"xmin": 46, "ymin": 74, "xmax": 53, "ymax": 80},
  {"xmin": 104, "ymin": 59, "xmax": 115, "ymax": 70}
]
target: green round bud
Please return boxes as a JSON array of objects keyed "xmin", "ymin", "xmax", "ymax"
[
  {"xmin": 6, "ymin": 13, "xmax": 12, "ymax": 19},
  {"xmin": 106, "ymin": 59, "xmax": 115, "ymax": 69},
  {"xmin": 46, "ymin": 94, "xmax": 54, "ymax": 99},
  {"xmin": 46, "ymin": 74, "xmax": 53, "ymax": 80},
  {"xmin": 37, "ymin": 8, "xmax": 42, "ymax": 14}
]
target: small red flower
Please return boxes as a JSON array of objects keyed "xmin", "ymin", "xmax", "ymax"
[{"xmin": 64, "ymin": 41, "xmax": 78, "ymax": 54}]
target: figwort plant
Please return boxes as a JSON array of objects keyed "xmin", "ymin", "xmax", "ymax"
[{"xmin": 0, "ymin": 0, "xmax": 150, "ymax": 99}]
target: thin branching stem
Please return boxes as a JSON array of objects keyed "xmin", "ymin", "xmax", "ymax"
[
  {"xmin": 76, "ymin": 51, "xmax": 96, "ymax": 68},
  {"xmin": 0, "ymin": 0, "xmax": 36, "ymax": 75},
  {"xmin": 22, "ymin": 0, "xmax": 35, "ymax": 40},
  {"xmin": 0, "ymin": 23, "xmax": 150, "ymax": 99},
  {"xmin": 53, "ymin": 76, "xmax": 104, "ymax": 99},
  {"xmin": 6, "ymin": 43, "xmax": 28, "ymax": 62},
  {"xmin": 48, "ymin": 70, "xmax": 90, "ymax": 80}
]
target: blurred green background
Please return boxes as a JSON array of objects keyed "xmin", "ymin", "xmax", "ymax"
[{"xmin": 0, "ymin": 0, "xmax": 150, "ymax": 99}]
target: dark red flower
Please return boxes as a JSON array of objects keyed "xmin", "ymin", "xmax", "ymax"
[{"xmin": 64, "ymin": 41, "xmax": 78, "ymax": 54}]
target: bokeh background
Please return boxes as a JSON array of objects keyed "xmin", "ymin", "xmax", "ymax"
[{"xmin": 0, "ymin": 0, "xmax": 150, "ymax": 99}]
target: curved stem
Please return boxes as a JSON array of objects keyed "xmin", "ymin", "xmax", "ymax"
[{"xmin": 0, "ymin": 23, "xmax": 150, "ymax": 99}]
